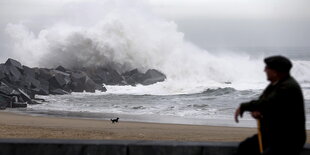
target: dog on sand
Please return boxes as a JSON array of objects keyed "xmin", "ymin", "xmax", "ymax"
[{"xmin": 111, "ymin": 117, "xmax": 119, "ymax": 123}]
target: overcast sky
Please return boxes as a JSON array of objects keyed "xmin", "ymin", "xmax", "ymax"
[
  {"xmin": 1, "ymin": 0, "xmax": 310, "ymax": 61},
  {"xmin": 149, "ymin": 0, "xmax": 310, "ymax": 49}
]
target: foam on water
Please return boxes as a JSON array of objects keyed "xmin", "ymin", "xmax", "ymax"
[
  {"xmin": 5, "ymin": 0, "xmax": 310, "ymax": 96},
  {"xmin": 4, "ymin": 0, "xmax": 310, "ymax": 127}
]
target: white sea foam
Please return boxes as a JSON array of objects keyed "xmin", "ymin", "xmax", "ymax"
[{"xmin": 5, "ymin": 0, "xmax": 310, "ymax": 97}]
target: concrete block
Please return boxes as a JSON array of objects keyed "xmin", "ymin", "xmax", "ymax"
[
  {"xmin": 0, "ymin": 139, "xmax": 308, "ymax": 155},
  {"xmin": 83, "ymin": 144, "xmax": 127, "ymax": 155},
  {"xmin": 129, "ymin": 145, "xmax": 202, "ymax": 155}
]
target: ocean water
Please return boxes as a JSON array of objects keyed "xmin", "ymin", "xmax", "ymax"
[
  {"xmin": 8, "ymin": 47, "xmax": 310, "ymax": 129},
  {"xmin": 4, "ymin": 1, "xmax": 310, "ymax": 128}
]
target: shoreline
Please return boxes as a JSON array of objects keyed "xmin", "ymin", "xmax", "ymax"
[{"xmin": 0, "ymin": 111, "xmax": 309, "ymax": 143}]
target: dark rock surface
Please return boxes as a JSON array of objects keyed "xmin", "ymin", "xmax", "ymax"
[
  {"xmin": 5, "ymin": 58, "xmax": 23, "ymax": 70},
  {"xmin": 0, "ymin": 58, "xmax": 166, "ymax": 110},
  {"xmin": 55, "ymin": 65, "xmax": 68, "ymax": 72},
  {"xmin": 141, "ymin": 69, "xmax": 166, "ymax": 85}
]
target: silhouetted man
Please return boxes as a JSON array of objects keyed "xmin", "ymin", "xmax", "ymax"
[{"xmin": 234, "ymin": 55, "xmax": 306, "ymax": 155}]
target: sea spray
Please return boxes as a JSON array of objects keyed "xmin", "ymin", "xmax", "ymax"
[
  {"xmin": 5, "ymin": 0, "xmax": 310, "ymax": 94},
  {"xmin": 4, "ymin": 0, "xmax": 310, "ymax": 128}
]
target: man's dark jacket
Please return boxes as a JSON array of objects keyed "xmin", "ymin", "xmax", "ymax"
[{"xmin": 240, "ymin": 75, "xmax": 306, "ymax": 151}]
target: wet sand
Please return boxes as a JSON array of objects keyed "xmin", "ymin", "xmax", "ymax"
[{"xmin": 0, "ymin": 111, "xmax": 309, "ymax": 143}]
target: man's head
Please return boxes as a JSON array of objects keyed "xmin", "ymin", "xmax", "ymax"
[{"xmin": 264, "ymin": 55, "xmax": 292, "ymax": 83}]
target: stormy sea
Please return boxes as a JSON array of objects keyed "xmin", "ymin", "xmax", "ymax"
[
  {"xmin": 4, "ymin": 1, "xmax": 310, "ymax": 129},
  {"xmin": 7, "ymin": 47, "xmax": 310, "ymax": 129}
]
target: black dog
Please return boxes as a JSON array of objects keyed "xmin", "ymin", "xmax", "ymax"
[{"xmin": 111, "ymin": 117, "xmax": 119, "ymax": 123}]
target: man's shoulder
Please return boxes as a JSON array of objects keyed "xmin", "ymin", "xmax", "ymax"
[{"xmin": 279, "ymin": 76, "xmax": 301, "ymax": 90}]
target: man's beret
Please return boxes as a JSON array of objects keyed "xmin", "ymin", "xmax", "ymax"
[{"xmin": 264, "ymin": 55, "xmax": 292, "ymax": 73}]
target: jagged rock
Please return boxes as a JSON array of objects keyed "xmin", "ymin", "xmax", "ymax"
[
  {"xmin": 38, "ymin": 68, "xmax": 52, "ymax": 80},
  {"xmin": 70, "ymin": 71, "xmax": 106, "ymax": 92},
  {"xmin": 85, "ymin": 67, "xmax": 124, "ymax": 85},
  {"xmin": 0, "ymin": 94, "xmax": 10, "ymax": 109},
  {"xmin": 50, "ymin": 89, "xmax": 69, "ymax": 95},
  {"xmin": 141, "ymin": 69, "xmax": 166, "ymax": 85},
  {"xmin": 84, "ymin": 76, "xmax": 99, "ymax": 92},
  {"xmin": 122, "ymin": 69, "xmax": 139, "ymax": 77},
  {"xmin": 106, "ymin": 69, "xmax": 124, "ymax": 85},
  {"xmin": 48, "ymin": 70, "xmax": 71, "ymax": 91},
  {"xmin": 84, "ymin": 67, "xmax": 107, "ymax": 84},
  {"xmin": 0, "ymin": 73, "xmax": 4, "ymax": 80},
  {"xmin": 5, "ymin": 58, "xmax": 23, "ymax": 70},
  {"xmin": 0, "ymin": 82, "xmax": 15, "ymax": 95},
  {"xmin": 52, "ymin": 70, "xmax": 71, "ymax": 82},
  {"xmin": 70, "ymin": 72, "xmax": 87, "ymax": 92},
  {"xmin": 55, "ymin": 66, "xmax": 68, "ymax": 72},
  {"xmin": 22, "ymin": 89, "xmax": 36, "ymax": 99},
  {"xmin": 31, "ymin": 88, "xmax": 45, "ymax": 96},
  {"xmin": 0, "ymin": 58, "xmax": 168, "ymax": 108},
  {"xmin": 122, "ymin": 69, "xmax": 145, "ymax": 85},
  {"xmin": 6, "ymin": 66, "xmax": 22, "ymax": 83},
  {"xmin": 0, "ymin": 82, "xmax": 29, "ymax": 108},
  {"xmin": 49, "ymin": 74, "xmax": 67, "ymax": 89},
  {"xmin": 11, "ymin": 102, "xmax": 27, "ymax": 108},
  {"xmin": 24, "ymin": 76, "xmax": 40, "ymax": 89},
  {"xmin": 23, "ymin": 66, "xmax": 35, "ymax": 78},
  {"xmin": 17, "ymin": 88, "xmax": 33, "ymax": 104},
  {"xmin": 18, "ymin": 80, "xmax": 31, "ymax": 89},
  {"xmin": 0, "ymin": 64, "xmax": 10, "ymax": 74},
  {"xmin": 30, "ymin": 79, "xmax": 49, "ymax": 96},
  {"xmin": 0, "ymin": 65, "xmax": 7, "ymax": 80}
]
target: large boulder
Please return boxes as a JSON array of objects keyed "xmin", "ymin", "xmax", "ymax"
[
  {"xmin": 0, "ymin": 65, "xmax": 8, "ymax": 80},
  {"xmin": 0, "ymin": 82, "xmax": 14, "ymax": 95},
  {"xmin": 48, "ymin": 70, "xmax": 71, "ymax": 90},
  {"xmin": 0, "ymin": 58, "xmax": 168, "ymax": 107},
  {"xmin": 0, "ymin": 94, "xmax": 11, "ymax": 109},
  {"xmin": 23, "ymin": 66, "xmax": 36, "ymax": 78},
  {"xmin": 52, "ymin": 70, "xmax": 71, "ymax": 82},
  {"xmin": 84, "ymin": 67, "xmax": 123, "ymax": 85},
  {"xmin": 84, "ymin": 67, "xmax": 107, "ymax": 84},
  {"xmin": 55, "ymin": 65, "xmax": 68, "ymax": 72},
  {"xmin": 17, "ymin": 88, "xmax": 33, "ymax": 104},
  {"xmin": 84, "ymin": 76, "xmax": 98, "ymax": 92},
  {"xmin": 30, "ymin": 79, "xmax": 49, "ymax": 95},
  {"xmin": 70, "ymin": 71, "xmax": 106, "ymax": 92},
  {"xmin": 24, "ymin": 76, "xmax": 40, "ymax": 89},
  {"xmin": 6, "ymin": 65, "xmax": 22, "ymax": 83},
  {"xmin": 70, "ymin": 71, "xmax": 87, "ymax": 92},
  {"xmin": 105, "ymin": 69, "xmax": 124, "ymax": 85},
  {"xmin": 122, "ymin": 69, "xmax": 144, "ymax": 86},
  {"xmin": 37, "ymin": 68, "xmax": 52, "ymax": 81},
  {"xmin": 49, "ymin": 74, "xmax": 67, "ymax": 89},
  {"xmin": 5, "ymin": 58, "xmax": 23, "ymax": 70},
  {"xmin": 141, "ymin": 69, "xmax": 166, "ymax": 85},
  {"xmin": 0, "ymin": 82, "xmax": 30, "ymax": 108},
  {"xmin": 18, "ymin": 78, "xmax": 31, "ymax": 89}
]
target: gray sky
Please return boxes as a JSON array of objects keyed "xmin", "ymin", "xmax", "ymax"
[
  {"xmin": 1, "ymin": 0, "xmax": 310, "ymax": 62},
  {"xmin": 149, "ymin": 0, "xmax": 310, "ymax": 49}
]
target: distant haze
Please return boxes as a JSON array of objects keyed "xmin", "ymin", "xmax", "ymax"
[
  {"xmin": 1, "ymin": 0, "xmax": 310, "ymax": 63},
  {"xmin": 149, "ymin": 0, "xmax": 310, "ymax": 48}
]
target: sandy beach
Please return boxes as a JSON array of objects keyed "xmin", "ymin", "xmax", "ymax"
[{"xmin": 0, "ymin": 111, "xmax": 309, "ymax": 143}]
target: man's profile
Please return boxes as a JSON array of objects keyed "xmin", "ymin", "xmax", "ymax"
[{"xmin": 234, "ymin": 55, "xmax": 306, "ymax": 155}]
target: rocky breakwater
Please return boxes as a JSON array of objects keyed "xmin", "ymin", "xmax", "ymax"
[{"xmin": 0, "ymin": 58, "xmax": 166, "ymax": 110}]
